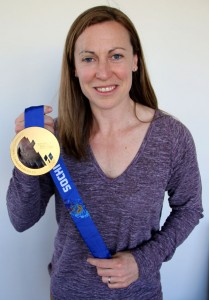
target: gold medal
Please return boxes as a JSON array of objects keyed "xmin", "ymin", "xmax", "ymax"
[{"xmin": 10, "ymin": 127, "xmax": 60, "ymax": 176}]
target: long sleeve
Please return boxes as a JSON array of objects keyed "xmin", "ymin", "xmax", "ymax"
[
  {"xmin": 131, "ymin": 118, "xmax": 203, "ymax": 280},
  {"xmin": 7, "ymin": 167, "xmax": 55, "ymax": 232}
]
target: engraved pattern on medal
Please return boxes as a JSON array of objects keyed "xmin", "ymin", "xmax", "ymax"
[{"xmin": 10, "ymin": 127, "xmax": 60, "ymax": 175}]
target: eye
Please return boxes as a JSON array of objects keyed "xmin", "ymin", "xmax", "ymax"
[
  {"xmin": 82, "ymin": 57, "xmax": 94, "ymax": 63},
  {"xmin": 112, "ymin": 54, "xmax": 123, "ymax": 60}
]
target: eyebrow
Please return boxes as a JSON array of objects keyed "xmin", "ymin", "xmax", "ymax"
[{"xmin": 79, "ymin": 47, "xmax": 126, "ymax": 55}]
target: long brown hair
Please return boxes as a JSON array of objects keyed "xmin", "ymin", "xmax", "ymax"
[{"xmin": 58, "ymin": 5, "xmax": 158, "ymax": 159}]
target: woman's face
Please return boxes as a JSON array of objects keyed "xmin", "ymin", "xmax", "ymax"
[{"xmin": 74, "ymin": 21, "xmax": 138, "ymax": 111}]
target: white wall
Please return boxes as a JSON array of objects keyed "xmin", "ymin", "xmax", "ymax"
[{"xmin": 0, "ymin": 1, "xmax": 208, "ymax": 299}]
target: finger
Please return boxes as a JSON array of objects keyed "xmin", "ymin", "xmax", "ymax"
[
  {"xmin": 44, "ymin": 114, "xmax": 54, "ymax": 125},
  {"xmin": 15, "ymin": 112, "xmax": 24, "ymax": 127},
  {"xmin": 101, "ymin": 276, "xmax": 118, "ymax": 285},
  {"xmin": 87, "ymin": 257, "xmax": 115, "ymax": 269},
  {"xmin": 102, "ymin": 276, "xmax": 129, "ymax": 289},
  {"xmin": 44, "ymin": 124, "xmax": 54, "ymax": 134},
  {"xmin": 96, "ymin": 266, "xmax": 117, "ymax": 277},
  {"xmin": 15, "ymin": 116, "xmax": 24, "ymax": 134},
  {"xmin": 43, "ymin": 105, "xmax": 53, "ymax": 115}
]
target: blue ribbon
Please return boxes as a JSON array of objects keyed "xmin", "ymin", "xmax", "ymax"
[
  {"xmin": 25, "ymin": 106, "xmax": 44, "ymax": 128},
  {"xmin": 24, "ymin": 105, "xmax": 111, "ymax": 259}
]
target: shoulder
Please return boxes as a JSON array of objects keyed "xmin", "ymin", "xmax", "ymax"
[
  {"xmin": 136, "ymin": 105, "xmax": 192, "ymax": 142},
  {"xmin": 154, "ymin": 109, "xmax": 194, "ymax": 140},
  {"xmin": 154, "ymin": 110, "xmax": 197, "ymax": 163}
]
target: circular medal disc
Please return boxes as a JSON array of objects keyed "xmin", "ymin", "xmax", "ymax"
[{"xmin": 10, "ymin": 127, "xmax": 60, "ymax": 176}]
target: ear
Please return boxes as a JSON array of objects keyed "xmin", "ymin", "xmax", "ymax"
[
  {"xmin": 75, "ymin": 69, "xmax": 78, "ymax": 77},
  {"xmin": 133, "ymin": 54, "xmax": 138, "ymax": 72}
]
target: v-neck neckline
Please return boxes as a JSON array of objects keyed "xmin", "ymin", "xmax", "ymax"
[{"xmin": 87, "ymin": 109, "xmax": 159, "ymax": 183}]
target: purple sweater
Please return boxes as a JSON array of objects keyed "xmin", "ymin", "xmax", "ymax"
[{"xmin": 7, "ymin": 110, "xmax": 203, "ymax": 299}]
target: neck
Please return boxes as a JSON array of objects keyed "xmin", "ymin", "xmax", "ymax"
[{"xmin": 90, "ymin": 100, "xmax": 138, "ymax": 136}]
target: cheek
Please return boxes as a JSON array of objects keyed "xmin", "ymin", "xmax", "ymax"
[
  {"xmin": 76, "ymin": 70, "xmax": 95, "ymax": 97},
  {"xmin": 116, "ymin": 63, "xmax": 133, "ymax": 78},
  {"xmin": 119, "ymin": 68, "xmax": 133, "ymax": 86},
  {"xmin": 78, "ymin": 70, "xmax": 95, "ymax": 89}
]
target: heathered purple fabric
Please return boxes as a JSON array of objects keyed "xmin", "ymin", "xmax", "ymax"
[{"xmin": 7, "ymin": 110, "xmax": 203, "ymax": 300}]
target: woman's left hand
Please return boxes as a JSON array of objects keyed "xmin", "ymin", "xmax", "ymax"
[{"xmin": 87, "ymin": 251, "xmax": 139, "ymax": 289}]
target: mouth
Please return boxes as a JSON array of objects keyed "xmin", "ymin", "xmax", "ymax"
[{"xmin": 95, "ymin": 85, "xmax": 117, "ymax": 93}]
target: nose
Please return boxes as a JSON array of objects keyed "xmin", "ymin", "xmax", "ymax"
[{"xmin": 95, "ymin": 60, "xmax": 112, "ymax": 80}]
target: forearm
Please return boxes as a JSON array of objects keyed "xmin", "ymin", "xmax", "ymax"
[
  {"xmin": 7, "ymin": 167, "xmax": 54, "ymax": 232},
  {"xmin": 131, "ymin": 118, "xmax": 203, "ymax": 280},
  {"xmin": 131, "ymin": 199, "xmax": 203, "ymax": 280}
]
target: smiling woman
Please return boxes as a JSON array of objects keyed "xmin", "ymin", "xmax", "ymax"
[
  {"xmin": 74, "ymin": 21, "xmax": 138, "ymax": 114},
  {"xmin": 7, "ymin": 5, "xmax": 203, "ymax": 300},
  {"xmin": 58, "ymin": 5, "xmax": 158, "ymax": 160}
]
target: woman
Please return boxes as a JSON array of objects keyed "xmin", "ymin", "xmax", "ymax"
[{"xmin": 7, "ymin": 5, "xmax": 203, "ymax": 300}]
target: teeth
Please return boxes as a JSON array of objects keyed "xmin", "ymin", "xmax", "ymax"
[{"xmin": 96, "ymin": 86, "xmax": 115, "ymax": 92}]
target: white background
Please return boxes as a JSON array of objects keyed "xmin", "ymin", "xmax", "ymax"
[{"xmin": 0, "ymin": 1, "xmax": 208, "ymax": 299}]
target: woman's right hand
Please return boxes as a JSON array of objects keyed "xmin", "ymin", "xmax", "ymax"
[
  {"xmin": 15, "ymin": 105, "xmax": 55, "ymax": 168},
  {"xmin": 15, "ymin": 105, "xmax": 55, "ymax": 134}
]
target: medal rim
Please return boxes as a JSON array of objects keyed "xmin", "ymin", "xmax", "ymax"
[{"xmin": 10, "ymin": 127, "xmax": 60, "ymax": 176}]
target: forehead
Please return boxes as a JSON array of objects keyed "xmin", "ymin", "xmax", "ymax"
[{"xmin": 75, "ymin": 21, "xmax": 131, "ymax": 51}]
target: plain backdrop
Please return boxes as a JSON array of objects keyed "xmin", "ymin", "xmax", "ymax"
[{"xmin": 0, "ymin": 1, "xmax": 208, "ymax": 299}]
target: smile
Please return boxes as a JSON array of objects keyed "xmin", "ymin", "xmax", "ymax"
[{"xmin": 95, "ymin": 86, "xmax": 116, "ymax": 93}]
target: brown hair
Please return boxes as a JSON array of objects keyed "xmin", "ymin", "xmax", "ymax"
[{"xmin": 58, "ymin": 5, "xmax": 158, "ymax": 159}]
